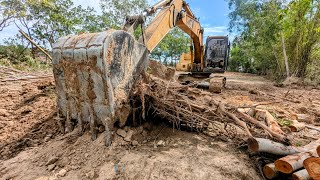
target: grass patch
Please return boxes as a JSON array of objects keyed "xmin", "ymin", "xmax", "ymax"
[{"xmin": 0, "ymin": 57, "xmax": 51, "ymax": 72}]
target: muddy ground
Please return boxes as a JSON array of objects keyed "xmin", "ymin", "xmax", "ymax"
[{"xmin": 0, "ymin": 67, "xmax": 320, "ymax": 180}]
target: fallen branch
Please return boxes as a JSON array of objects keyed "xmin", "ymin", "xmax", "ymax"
[
  {"xmin": 218, "ymin": 103, "xmax": 252, "ymax": 137},
  {"xmin": 0, "ymin": 75, "xmax": 53, "ymax": 82},
  {"xmin": 305, "ymin": 125, "xmax": 320, "ymax": 132},
  {"xmin": 237, "ymin": 110, "xmax": 288, "ymax": 142}
]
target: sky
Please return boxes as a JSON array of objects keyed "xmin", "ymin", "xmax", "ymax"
[{"xmin": 0, "ymin": 0, "xmax": 232, "ymax": 44}]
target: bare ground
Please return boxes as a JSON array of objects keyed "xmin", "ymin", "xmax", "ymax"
[{"xmin": 0, "ymin": 68, "xmax": 320, "ymax": 180}]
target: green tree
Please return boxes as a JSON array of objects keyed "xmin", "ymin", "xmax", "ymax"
[
  {"xmin": 228, "ymin": 0, "xmax": 320, "ymax": 80},
  {"xmin": 150, "ymin": 28, "xmax": 189, "ymax": 66},
  {"xmin": 100, "ymin": 0, "xmax": 148, "ymax": 29}
]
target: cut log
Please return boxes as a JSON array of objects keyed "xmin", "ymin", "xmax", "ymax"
[
  {"xmin": 264, "ymin": 110, "xmax": 285, "ymax": 135},
  {"xmin": 303, "ymin": 157, "xmax": 320, "ymax": 180},
  {"xmin": 292, "ymin": 169, "xmax": 311, "ymax": 180},
  {"xmin": 255, "ymin": 109, "xmax": 284, "ymax": 135},
  {"xmin": 263, "ymin": 163, "xmax": 279, "ymax": 179},
  {"xmin": 248, "ymin": 137, "xmax": 303, "ymax": 155},
  {"xmin": 275, "ymin": 151, "xmax": 318, "ymax": 174},
  {"xmin": 289, "ymin": 121, "xmax": 306, "ymax": 132},
  {"xmin": 297, "ymin": 114, "xmax": 313, "ymax": 123},
  {"xmin": 274, "ymin": 139, "xmax": 320, "ymax": 174}
]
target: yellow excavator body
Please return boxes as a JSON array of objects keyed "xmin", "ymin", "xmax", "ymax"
[{"xmin": 176, "ymin": 53, "xmax": 192, "ymax": 72}]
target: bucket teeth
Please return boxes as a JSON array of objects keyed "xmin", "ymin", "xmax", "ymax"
[{"xmin": 52, "ymin": 30, "xmax": 149, "ymax": 145}]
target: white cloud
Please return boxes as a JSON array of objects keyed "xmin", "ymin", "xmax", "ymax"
[
  {"xmin": 147, "ymin": 0, "xmax": 158, "ymax": 5},
  {"xmin": 73, "ymin": 0, "xmax": 102, "ymax": 14},
  {"xmin": 204, "ymin": 26, "xmax": 227, "ymax": 33}
]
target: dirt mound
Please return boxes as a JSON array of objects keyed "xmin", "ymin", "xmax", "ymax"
[
  {"xmin": 148, "ymin": 60, "xmax": 175, "ymax": 80},
  {"xmin": 0, "ymin": 77, "xmax": 59, "ymax": 160}
]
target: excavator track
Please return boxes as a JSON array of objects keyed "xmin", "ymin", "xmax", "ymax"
[
  {"xmin": 209, "ymin": 75, "xmax": 226, "ymax": 93},
  {"xmin": 52, "ymin": 30, "xmax": 149, "ymax": 145}
]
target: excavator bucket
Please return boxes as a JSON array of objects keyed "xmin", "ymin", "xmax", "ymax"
[{"xmin": 52, "ymin": 30, "xmax": 149, "ymax": 145}]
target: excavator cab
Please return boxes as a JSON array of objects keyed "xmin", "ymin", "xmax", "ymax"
[{"xmin": 203, "ymin": 36, "xmax": 230, "ymax": 73}]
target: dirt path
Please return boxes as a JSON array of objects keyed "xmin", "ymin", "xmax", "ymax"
[{"xmin": 0, "ymin": 70, "xmax": 319, "ymax": 180}]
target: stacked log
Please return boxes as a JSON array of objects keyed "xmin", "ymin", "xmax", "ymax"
[
  {"xmin": 292, "ymin": 169, "xmax": 311, "ymax": 180},
  {"xmin": 263, "ymin": 163, "xmax": 279, "ymax": 179},
  {"xmin": 303, "ymin": 157, "xmax": 320, "ymax": 179},
  {"xmin": 249, "ymin": 137, "xmax": 320, "ymax": 179}
]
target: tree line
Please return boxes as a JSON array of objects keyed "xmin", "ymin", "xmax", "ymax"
[
  {"xmin": 0, "ymin": 0, "xmax": 188, "ymax": 66},
  {"xmin": 227, "ymin": 0, "xmax": 320, "ymax": 82}
]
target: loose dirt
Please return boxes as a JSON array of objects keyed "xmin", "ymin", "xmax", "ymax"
[{"xmin": 0, "ymin": 68, "xmax": 319, "ymax": 180}]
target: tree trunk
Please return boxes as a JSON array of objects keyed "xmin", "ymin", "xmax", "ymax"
[
  {"xmin": 292, "ymin": 169, "xmax": 311, "ymax": 180},
  {"xmin": 263, "ymin": 163, "xmax": 279, "ymax": 179},
  {"xmin": 281, "ymin": 31, "xmax": 290, "ymax": 78},
  {"xmin": 247, "ymin": 137, "xmax": 303, "ymax": 155},
  {"xmin": 303, "ymin": 157, "xmax": 320, "ymax": 180}
]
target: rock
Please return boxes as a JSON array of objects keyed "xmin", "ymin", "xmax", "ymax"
[
  {"xmin": 71, "ymin": 165, "xmax": 78, "ymax": 170},
  {"xmin": 116, "ymin": 129, "xmax": 127, "ymax": 138},
  {"xmin": 123, "ymin": 126, "xmax": 129, "ymax": 132},
  {"xmin": 35, "ymin": 176, "xmax": 49, "ymax": 180},
  {"xmin": 98, "ymin": 125, "xmax": 105, "ymax": 133},
  {"xmin": 157, "ymin": 140, "xmax": 165, "ymax": 146},
  {"xmin": 47, "ymin": 164, "xmax": 56, "ymax": 171},
  {"xmin": 142, "ymin": 130, "xmax": 148, "ymax": 137},
  {"xmin": 46, "ymin": 156, "xmax": 59, "ymax": 166},
  {"xmin": 85, "ymin": 153, "xmax": 89, "ymax": 158},
  {"xmin": 0, "ymin": 109, "xmax": 9, "ymax": 117},
  {"xmin": 135, "ymin": 126, "xmax": 144, "ymax": 135},
  {"xmin": 58, "ymin": 169, "xmax": 67, "ymax": 177},
  {"xmin": 44, "ymin": 137, "xmax": 50, "ymax": 142},
  {"xmin": 142, "ymin": 122, "xmax": 153, "ymax": 130},
  {"xmin": 124, "ymin": 130, "xmax": 133, "ymax": 142},
  {"xmin": 86, "ymin": 170, "xmax": 96, "ymax": 179},
  {"xmin": 48, "ymin": 176, "xmax": 58, "ymax": 180},
  {"xmin": 132, "ymin": 140, "xmax": 139, "ymax": 146}
]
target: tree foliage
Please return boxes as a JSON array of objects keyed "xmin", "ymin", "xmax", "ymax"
[
  {"xmin": 0, "ymin": 0, "xmax": 191, "ymax": 67},
  {"xmin": 100, "ymin": 0, "xmax": 148, "ymax": 29},
  {"xmin": 228, "ymin": 0, "xmax": 320, "ymax": 81},
  {"xmin": 150, "ymin": 28, "xmax": 189, "ymax": 65}
]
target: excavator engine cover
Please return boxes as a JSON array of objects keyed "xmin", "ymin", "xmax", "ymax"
[{"xmin": 52, "ymin": 30, "xmax": 149, "ymax": 145}]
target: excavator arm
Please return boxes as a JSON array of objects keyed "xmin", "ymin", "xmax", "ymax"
[{"xmin": 124, "ymin": 0, "xmax": 204, "ymax": 71}]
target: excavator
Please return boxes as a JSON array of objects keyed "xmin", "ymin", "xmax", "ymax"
[{"xmin": 52, "ymin": 0, "xmax": 229, "ymax": 146}]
